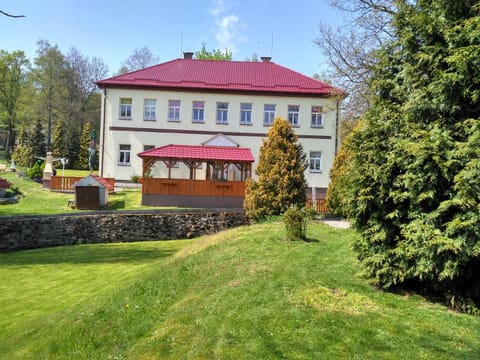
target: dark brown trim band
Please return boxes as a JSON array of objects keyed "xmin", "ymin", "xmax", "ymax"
[{"xmin": 109, "ymin": 126, "xmax": 332, "ymax": 140}]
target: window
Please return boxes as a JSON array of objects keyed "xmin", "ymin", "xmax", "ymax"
[
  {"xmin": 143, "ymin": 99, "xmax": 156, "ymax": 120},
  {"xmin": 192, "ymin": 101, "xmax": 205, "ymax": 122},
  {"xmin": 119, "ymin": 144, "xmax": 131, "ymax": 165},
  {"xmin": 311, "ymin": 106, "xmax": 323, "ymax": 127},
  {"xmin": 240, "ymin": 103, "xmax": 252, "ymax": 125},
  {"xmin": 119, "ymin": 98, "xmax": 132, "ymax": 119},
  {"xmin": 143, "ymin": 145, "xmax": 155, "ymax": 151},
  {"xmin": 168, "ymin": 100, "xmax": 181, "ymax": 121},
  {"xmin": 216, "ymin": 102, "xmax": 229, "ymax": 124},
  {"xmin": 309, "ymin": 151, "xmax": 322, "ymax": 172},
  {"xmin": 264, "ymin": 104, "xmax": 276, "ymax": 126},
  {"xmin": 288, "ymin": 105, "xmax": 300, "ymax": 127}
]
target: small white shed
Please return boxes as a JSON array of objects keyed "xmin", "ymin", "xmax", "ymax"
[{"xmin": 74, "ymin": 175, "xmax": 108, "ymax": 209}]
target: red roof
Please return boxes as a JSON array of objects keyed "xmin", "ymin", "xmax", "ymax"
[
  {"xmin": 138, "ymin": 144, "xmax": 254, "ymax": 163},
  {"xmin": 96, "ymin": 59, "xmax": 344, "ymax": 97}
]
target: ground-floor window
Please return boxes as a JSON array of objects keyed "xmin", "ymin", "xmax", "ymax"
[{"xmin": 119, "ymin": 144, "xmax": 131, "ymax": 165}]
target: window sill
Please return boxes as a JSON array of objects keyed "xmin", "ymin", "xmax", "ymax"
[
  {"xmin": 311, "ymin": 125, "xmax": 324, "ymax": 129},
  {"xmin": 168, "ymin": 119, "xmax": 181, "ymax": 122},
  {"xmin": 143, "ymin": 118, "xmax": 157, "ymax": 121},
  {"xmin": 240, "ymin": 122, "xmax": 252, "ymax": 126},
  {"xmin": 117, "ymin": 163, "xmax": 131, "ymax": 167},
  {"xmin": 119, "ymin": 117, "xmax": 132, "ymax": 120},
  {"xmin": 192, "ymin": 120, "xmax": 205, "ymax": 124},
  {"xmin": 309, "ymin": 170, "xmax": 323, "ymax": 174},
  {"xmin": 216, "ymin": 122, "xmax": 229, "ymax": 125}
]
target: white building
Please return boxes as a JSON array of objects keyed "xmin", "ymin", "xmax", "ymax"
[{"xmin": 96, "ymin": 54, "xmax": 345, "ymax": 205}]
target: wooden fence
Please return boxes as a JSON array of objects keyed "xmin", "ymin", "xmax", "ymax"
[
  {"xmin": 50, "ymin": 176, "xmax": 115, "ymax": 193},
  {"xmin": 142, "ymin": 178, "xmax": 246, "ymax": 198},
  {"xmin": 305, "ymin": 198, "xmax": 328, "ymax": 214}
]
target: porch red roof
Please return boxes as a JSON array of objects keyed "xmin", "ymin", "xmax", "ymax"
[
  {"xmin": 138, "ymin": 144, "xmax": 254, "ymax": 163},
  {"xmin": 96, "ymin": 59, "xmax": 345, "ymax": 97}
]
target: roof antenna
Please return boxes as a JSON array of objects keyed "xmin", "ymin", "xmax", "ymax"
[
  {"xmin": 180, "ymin": 32, "xmax": 183, "ymax": 57},
  {"xmin": 270, "ymin": 34, "xmax": 274, "ymax": 58}
]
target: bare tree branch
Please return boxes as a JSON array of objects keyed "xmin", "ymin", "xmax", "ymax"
[{"xmin": 0, "ymin": 9, "xmax": 25, "ymax": 18}]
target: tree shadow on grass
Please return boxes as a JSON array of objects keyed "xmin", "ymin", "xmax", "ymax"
[{"xmin": 0, "ymin": 243, "xmax": 180, "ymax": 266}]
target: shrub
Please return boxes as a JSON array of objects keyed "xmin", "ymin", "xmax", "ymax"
[
  {"xmin": 283, "ymin": 206, "xmax": 308, "ymax": 241},
  {"xmin": 130, "ymin": 174, "xmax": 140, "ymax": 183},
  {"xmin": 27, "ymin": 161, "xmax": 45, "ymax": 180}
]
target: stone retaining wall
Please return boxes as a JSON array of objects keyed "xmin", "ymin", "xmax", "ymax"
[{"xmin": 0, "ymin": 210, "xmax": 249, "ymax": 252}]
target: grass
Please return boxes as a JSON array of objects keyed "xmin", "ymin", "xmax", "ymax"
[
  {"xmin": 1, "ymin": 222, "xmax": 479, "ymax": 359},
  {"xmin": 0, "ymin": 171, "xmax": 168, "ymax": 216}
]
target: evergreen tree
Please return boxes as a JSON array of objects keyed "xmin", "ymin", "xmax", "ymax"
[
  {"xmin": 52, "ymin": 120, "xmax": 66, "ymax": 159},
  {"xmin": 12, "ymin": 124, "xmax": 33, "ymax": 167},
  {"xmin": 244, "ymin": 117, "xmax": 307, "ymax": 221},
  {"xmin": 78, "ymin": 122, "xmax": 92, "ymax": 170},
  {"xmin": 30, "ymin": 118, "xmax": 46, "ymax": 161},
  {"xmin": 329, "ymin": 0, "xmax": 480, "ymax": 311}
]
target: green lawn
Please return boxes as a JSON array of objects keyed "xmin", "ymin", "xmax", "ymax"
[
  {"xmin": 1, "ymin": 222, "xmax": 479, "ymax": 359},
  {"xmin": 0, "ymin": 171, "xmax": 166, "ymax": 216}
]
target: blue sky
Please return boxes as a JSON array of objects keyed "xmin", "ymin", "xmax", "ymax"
[{"xmin": 0, "ymin": 0, "xmax": 345, "ymax": 78}]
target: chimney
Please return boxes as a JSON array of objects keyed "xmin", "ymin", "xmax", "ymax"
[
  {"xmin": 183, "ymin": 52, "xmax": 194, "ymax": 60},
  {"xmin": 260, "ymin": 56, "xmax": 271, "ymax": 62}
]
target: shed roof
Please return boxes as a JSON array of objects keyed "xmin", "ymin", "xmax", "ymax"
[
  {"xmin": 96, "ymin": 58, "xmax": 345, "ymax": 97},
  {"xmin": 138, "ymin": 144, "xmax": 254, "ymax": 163}
]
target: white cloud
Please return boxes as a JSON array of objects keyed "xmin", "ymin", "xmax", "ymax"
[{"xmin": 208, "ymin": 0, "xmax": 244, "ymax": 54}]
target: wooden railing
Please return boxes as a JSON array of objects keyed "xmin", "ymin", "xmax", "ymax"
[
  {"xmin": 305, "ymin": 198, "xmax": 328, "ymax": 214},
  {"xmin": 142, "ymin": 178, "xmax": 246, "ymax": 197},
  {"xmin": 50, "ymin": 176, "xmax": 115, "ymax": 193}
]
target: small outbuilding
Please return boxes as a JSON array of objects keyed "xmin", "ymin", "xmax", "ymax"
[{"xmin": 74, "ymin": 175, "xmax": 110, "ymax": 209}]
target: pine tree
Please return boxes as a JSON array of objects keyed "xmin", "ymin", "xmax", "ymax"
[
  {"xmin": 329, "ymin": 0, "xmax": 480, "ymax": 311},
  {"xmin": 244, "ymin": 117, "xmax": 307, "ymax": 221}
]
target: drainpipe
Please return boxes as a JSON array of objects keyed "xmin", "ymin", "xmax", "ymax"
[
  {"xmin": 100, "ymin": 88, "xmax": 107, "ymax": 178},
  {"xmin": 335, "ymin": 98, "xmax": 340, "ymax": 155}
]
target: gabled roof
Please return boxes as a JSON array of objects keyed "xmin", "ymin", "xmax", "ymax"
[
  {"xmin": 138, "ymin": 144, "xmax": 254, "ymax": 163},
  {"xmin": 74, "ymin": 175, "xmax": 114, "ymax": 191},
  {"xmin": 96, "ymin": 59, "xmax": 345, "ymax": 97}
]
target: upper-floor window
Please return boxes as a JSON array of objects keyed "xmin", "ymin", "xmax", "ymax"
[
  {"xmin": 119, "ymin": 144, "xmax": 131, "ymax": 165},
  {"xmin": 288, "ymin": 105, "xmax": 300, "ymax": 127},
  {"xmin": 168, "ymin": 100, "xmax": 181, "ymax": 121},
  {"xmin": 311, "ymin": 106, "xmax": 323, "ymax": 127},
  {"xmin": 119, "ymin": 98, "xmax": 132, "ymax": 119},
  {"xmin": 309, "ymin": 151, "xmax": 322, "ymax": 173},
  {"xmin": 192, "ymin": 101, "xmax": 205, "ymax": 123},
  {"xmin": 216, "ymin": 102, "xmax": 229, "ymax": 124},
  {"xmin": 143, "ymin": 145, "xmax": 155, "ymax": 151},
  {"xmin": 264, "ymin": 104, "xmax": 276, "ymax": 126},
  {"xmin": 144, "ymin": 99, "xmax": 156, "ymax": 121},
  {"xmin": 240, "ymin": 103, "xmax": 252, "ymax": 125}
]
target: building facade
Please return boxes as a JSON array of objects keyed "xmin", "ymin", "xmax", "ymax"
[{"xmin": 96, "ymin": 54, "xmax": 345, "ymax": 199}]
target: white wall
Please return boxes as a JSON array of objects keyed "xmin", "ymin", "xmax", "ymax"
[{"xmin": 99, "ymin": 88, "xmax": 339, "ymax": 189}]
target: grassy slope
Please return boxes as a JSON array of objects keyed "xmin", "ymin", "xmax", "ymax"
[{"xmin": 1, "ymin": 222, "xmax": 479, "ymax": 359}]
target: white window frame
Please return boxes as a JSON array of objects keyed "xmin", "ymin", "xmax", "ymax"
[
  {"xmin": 309, "ymin": 151, "xmax": 322, "ymax": 173},
  {"xmin": 288, "ymin": 105, "xmax": 300, "ymax": 127},
  {"xmin": 216, "ymin": 102, "xmax": 229, "ymax": 124},
  {"xmin": 192, "ymin": 101, "xmax": 205, "ymax": 123},
  {"xmin": 119, "ymin": 98, "xmax": 132, "ymax": 119},
  {"xmin": 311, "ymin": 106, "xmax": 323, "ymax": 128},
  {"xmin": 118, "ymin": 144, "xmax": 131, "ymax": 165},
  {"xmin": 143, "ymin": 99, "xmax": 156, "ymax": 121},
  {"xmin": 143, "ymin": 144, "xmax": 155, "ymax": 151},
  {"xmin": 168, "ymin": 100, "xmax": 181, "ymax": 122},
  {"xmin": 264, "ymin": 104, "xmax": 276, "ymax": 126},
  {"xmin": 240, "ymin": 103, "xmax": 252, "ymax": 125}
]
